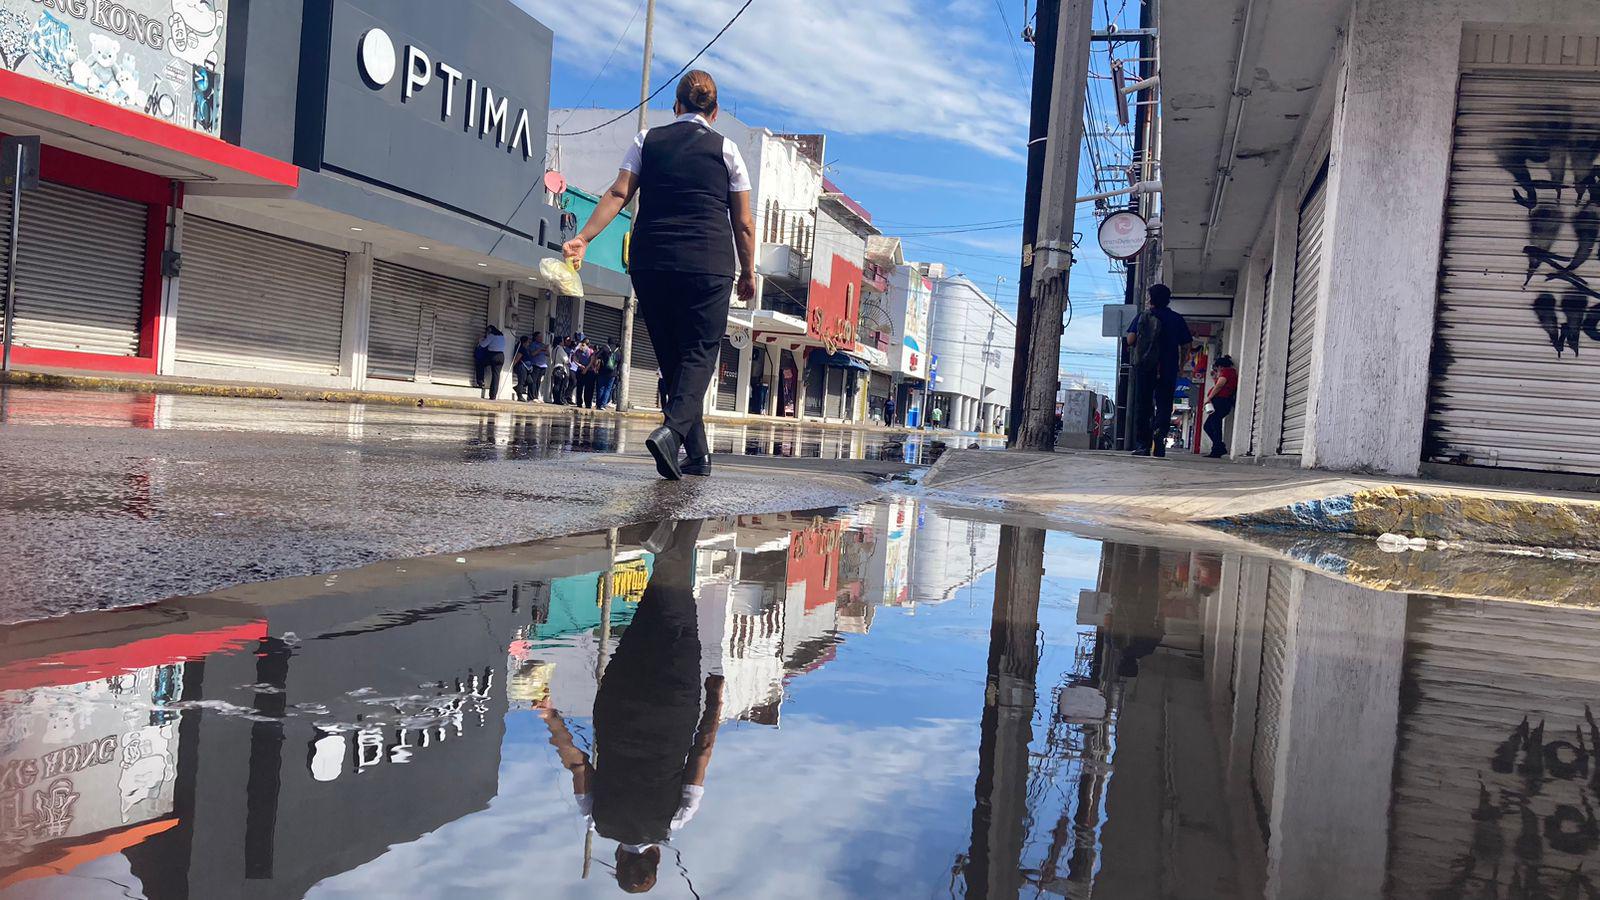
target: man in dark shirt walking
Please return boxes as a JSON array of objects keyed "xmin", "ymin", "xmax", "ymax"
[{"xmin": 1124, "ymin": 284, "xmax": 1193, "ymax": 457}]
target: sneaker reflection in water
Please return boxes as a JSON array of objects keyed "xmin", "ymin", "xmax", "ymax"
[{"xmin": 540, "ymin": 519, "xmax": 726, "ymax": 894}]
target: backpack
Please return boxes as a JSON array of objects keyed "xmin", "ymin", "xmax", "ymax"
[{"xmin": 1131, "ymin": 312, "xmax": 1164, "ymax": 371}]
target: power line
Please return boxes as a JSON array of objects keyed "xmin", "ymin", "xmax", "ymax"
[
  {"xmin": 549, "ymin": 0, "xmax": 757, "ymax": 137},
  {"xmin": 991, "ymin": 0, "xmax": 1032, "ymax": 93},
  {"xmin": 556, "ymin": 0, "xmax": 648, "ymax": 130}
]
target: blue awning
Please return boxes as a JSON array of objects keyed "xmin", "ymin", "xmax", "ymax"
[{"xmin": 809, "ymin": 349, "xmax": 870, "ymax": 371}]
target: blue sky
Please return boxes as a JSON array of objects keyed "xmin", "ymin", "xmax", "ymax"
[{"xmin": 524, "ymin": 0, "xmax": 1135, "ymax": 388}]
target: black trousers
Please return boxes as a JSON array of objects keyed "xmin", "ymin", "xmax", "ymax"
[
  {"xmin": 576, "ymin": 371, "xmax": 598, "ymax": 408},
  {"xmin": 634, "ymin": 270, "xmax": 733, "ymax": 460},
  {"xmin": 1205, "ymin": 395, "xmax": 1236, "ymax": 454},
  {"xmin": 1131, "ymin": 366, "xmax": 1177, "ymax": 452},
  {"xmin": 476, "ymin": 351, "xmax": 505, "ymax": 400}
]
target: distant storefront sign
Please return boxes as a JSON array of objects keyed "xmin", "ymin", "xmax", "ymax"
[{"xmin": 0, "ymin": 0, "xmax": 227, "ymax": 134}]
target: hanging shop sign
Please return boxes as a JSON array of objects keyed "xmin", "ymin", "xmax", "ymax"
[
  {"xmin": 0, "ymin": 0, "xmax": 227, "ymax": 134},
  {"xmin": 1098, "ymin": 210, "xmax": 1149, "ymax": 260},
  {"xmin": 301, "ymin": 0, "xmax": 553, "ymax": 237}
]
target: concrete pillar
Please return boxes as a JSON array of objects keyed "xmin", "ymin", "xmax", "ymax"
[
  {"xmin": 572, "ymin": 295, "xmax": 586, "ymax": 337},
  {"xmin": 1303, "ymin": 1, "xmax": 1454, "ymax": 475},
  {"xmin": 156, "ymin": 206, "xmax": 184, "ymax": 376},
  {"xmin": 340, "ymin": 243, "xmax": 374, "ymax": 390},
  {"xmin": 490, "ymin": 281, "xmax": 513, "ymax": 401},
  {"xmin": 1268, "ymin": 567, "xmax": 1404, "ymax": 899},
  {"xmin": 735, "ymin": 340, "xmax": 754, "ymax": 417}
]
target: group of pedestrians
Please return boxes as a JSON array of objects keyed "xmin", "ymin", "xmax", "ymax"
[{"xmin": 475, "ymin": 327, "xmax": 623, "ymax": 409}]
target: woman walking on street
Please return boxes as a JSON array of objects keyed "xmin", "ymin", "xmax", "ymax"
[{"xmin": 564, "ymin": 70, "xmax": 757, "ymax": 480}]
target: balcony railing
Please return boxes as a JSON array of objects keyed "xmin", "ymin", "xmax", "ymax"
[{"xmin": 758, "ymin": 241, "xmax": 811, "ymax": 283}]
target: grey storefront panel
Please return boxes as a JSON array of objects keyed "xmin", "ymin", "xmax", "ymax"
[
  {"xmin": 583, "ymin": 302, "xmax": 624, "ymax": 347},
  {"xmin": 177, "ymin": 217, "xmax": 347, "ymax": 375},
  {"xmin": 1250, "ymin": 566, "xmax": 1290, "ymax": 828},
  {"xmin": 0, "ymin": 182, "xmax": 145, "ymax": 357},
  {"xmin": 369, "ymin": 262, "xmax": 490, "ymax": 385},
  {"xmin": 628, "ymin": 326, "xmax": 661, "ymax": 409},
  {"xmin": 1248, "ymin": 267, "xmax": 1273, "ymax": 456}
]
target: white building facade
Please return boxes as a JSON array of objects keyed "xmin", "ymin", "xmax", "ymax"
[
  {"xmin": 928, "ymin": 276, "xmax": 1015, "ymax": 433},
  {"xmin": 1158, "ymin": 0, "xmax": 1600, "ymax": 482}
]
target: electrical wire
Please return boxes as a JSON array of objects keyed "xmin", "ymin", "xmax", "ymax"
[
  {"xmin": 556, "ymin": 0, "xmax": 648, "ymax": 129},
  {"xmin": 549, "ymin": 0, "xmax": 758, "ymax": 137},
  {"xmin": 991, "ymin": 0, "xmax": 1032, "ymax": 93},
  {"xmin": 492, "ymin": 0, "xmax": 758, "ymax": 257}
]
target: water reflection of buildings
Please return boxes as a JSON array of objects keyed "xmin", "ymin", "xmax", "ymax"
[
  {"xmin": 0, "ymin": 498, "xmax": 1004, "ymax": 895},
  {"xmin": 968, "ymin": 536, "xmax": 1600, "ymax": 900}
]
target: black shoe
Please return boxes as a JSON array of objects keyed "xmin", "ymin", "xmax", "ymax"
[
  {"xmin": 1131, "ymin": 448, "xmax": 1151, "ymax": 457},
  {"xmin": 645, "ymin": 426, "xmax": 683, "ymax": 481},
  {"xmin": 1207, "ymin": 449, "xmax": 1227, "ymax": 459},
  {"xmin": 682, "ymin": 455, "xmax": 712, "ymax": 477},
  {"xmin": 1153, "ymin": 449, "xmax": 1167, "ymax": 458}
]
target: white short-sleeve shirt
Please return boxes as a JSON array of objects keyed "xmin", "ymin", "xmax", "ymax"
[{"xmin": 620, "ymin": 113, "xmax": 752, "ymax": 193}]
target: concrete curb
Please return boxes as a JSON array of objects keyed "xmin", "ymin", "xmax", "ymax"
[
  {"xmin": 1207, "ymin": 484, "xmax": 1600, "ymax": 552},
  {"xmin": 1, "ymin": 369, "xmax": 1009, "ymax": 438}
]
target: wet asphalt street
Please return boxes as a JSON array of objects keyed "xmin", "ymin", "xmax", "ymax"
[{"xmin": 0, "ymin": 386, "xmax": 965, "ymax": 623}]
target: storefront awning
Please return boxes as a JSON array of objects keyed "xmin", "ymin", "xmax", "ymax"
[
  {"xmin": 0, "ymin": 70, "xmax": 298, "ymax": 187},
  {"xmin": 809, "ymin": 349, "xmax": 870, "ymax": 371}
]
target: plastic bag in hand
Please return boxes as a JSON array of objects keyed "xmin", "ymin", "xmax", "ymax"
[{"xmin": 540, "ymin": 257, "xmax": 584, "ymax": 298}]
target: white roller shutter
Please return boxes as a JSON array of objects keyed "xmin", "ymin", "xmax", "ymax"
[
  {"xmin": 176, "ymin": 217, "xmax": 347, "ymax": 375},
  {"xmin": 1250, "ymin": 566, "xmax": 1291, "ymax": 828},
  {"xmin": 1248, "ymin": 267, "xmax": 1273, "ymax": 455},
  {"xmin": 1279, "ymin": 165, "xmax": 1328, "ymax": 456},
  {"xmin": 1427, "ymin": 70, "xmax": 1600, "ymax": 475},
  {"xmin": 0, "ymin": 181, "xmax": 145, "ymax": 356},
  {"xmin": 368, "ymin": 261, "xmax": 490, "ymax": 386},
  {"xmin": 628, "ymin": 326, "xmax": 661, "ymax": 409}
]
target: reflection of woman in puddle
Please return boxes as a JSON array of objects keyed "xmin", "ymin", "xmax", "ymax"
[
  {"xmin": 543, "ymin": 519, "xmax": 726, "ymax": 894},
  {"xmin": 1107, "ymin": 544, "xmax": 1166, "ymax": 678}
]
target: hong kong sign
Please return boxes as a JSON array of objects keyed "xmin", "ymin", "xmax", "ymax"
[{"xmin": 0, "ymin": 0, "xmax": 226, "ymax": 134}]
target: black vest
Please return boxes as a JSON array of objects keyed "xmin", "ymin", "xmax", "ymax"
[{"xmin": 631, "ymin": 121, "xmax": 736, "ymax": 277}]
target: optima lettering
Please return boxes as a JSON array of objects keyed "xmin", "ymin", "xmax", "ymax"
[{"xmin": 30, "ymin": 0, "xmax": 167, "ymax": 50}]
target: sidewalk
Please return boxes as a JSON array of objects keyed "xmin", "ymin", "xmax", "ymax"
[
  {"xmin": 922, "ymin": 448, "xmax": 1600, "ymax": 553},
  {"xmin": 1, "ymin": 365, "xmax": 1007, "ymax": 436}
]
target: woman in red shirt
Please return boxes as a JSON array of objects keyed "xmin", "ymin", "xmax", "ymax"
[{"xmin": 1204, "ymin": 355, "xmax": 1238, "ymax": 459}]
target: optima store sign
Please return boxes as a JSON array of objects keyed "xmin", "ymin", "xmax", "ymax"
[
  {"xmin": 0, "ymin": 0, "xmax": 225, "ymax": 133},
  {"xmin": 305, "ymin": 0, "xmax": 552, "ymax": 238},
  {"xmin": 357, "ymin": 26, "xmax": 536, "ymax": 161}
]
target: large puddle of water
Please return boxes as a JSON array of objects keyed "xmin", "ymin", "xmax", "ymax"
[{"xmin": 1, "ymin": 500, "xmax": 1594, "ymax": 898}]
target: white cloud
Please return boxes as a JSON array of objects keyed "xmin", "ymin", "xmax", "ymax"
[
  {"xmin": 522, "ymin": 0, "xmax": 1031, "ymax": 158},
  {"xmin": 833, "ymin": 164, "xmax": 1004, "ymax": 195}
]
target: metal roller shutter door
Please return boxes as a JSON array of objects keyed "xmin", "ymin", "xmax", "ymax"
[
  {"xmin": 0, "ymin": 181, "xmax": 145, "ymax": 356},
  {"xmin": 1250, "ymin": 566, "xmax": 1291, "ymax": 829},
  {"xmin": 583, "ymin": 302, "xmax": 623, "ymax": 347},
  {"xmin": 1279, "ymin": 167, "xmax": 1328, "ymax": 456},
  {"xmin": 176, "ymin": 217, "xmax": 347, "ymax": 374},
  {"xmin": 368, "ymin": 262, "xmax": 490, "ymax": 386},
  {"xmin": 1248, "ymin": 267, "xmax": 1273, "ymax": 455},
  {"xmin": 716, "ymin": 339, "xmax": 739, "ymax": 411},
  {"xmin": 1426, "ymin": 71, "xmax": 1600, "ymax": 475},
  {"xmin": 628, "ymin": 327, "xmax": 661, "ymax": 409},
  {"xmin": 428, "ymin": 274, "xmax": 492, "ymax": 387}
]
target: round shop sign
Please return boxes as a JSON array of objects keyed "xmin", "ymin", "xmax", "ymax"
[
  {"xmin": 1098, "ymin": 210, "xmax": 1148, "ymax": 260},
  {"xmin": 729, "ymin": 329, "xmax": 752, "ymax": 350},
  {"xmin": 359, "ymin": 29, "xmax": 398, "ymax": 88}
]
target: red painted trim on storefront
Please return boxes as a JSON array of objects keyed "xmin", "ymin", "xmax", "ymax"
[
  {"xmin": 140, "ymin": 204, "xmax": 165, "ymax": 356},
  {"xmin": 6, "ymin": 347, "xmax": 157, "ymax": 374},
  {"xmin": 0, "ymin": 620, "xmax": 269, "ymax": 692},
  {"xmin": 0, "ymin": 69, "xmax": 298, "ymax": 187},
  {"xmin": 0, "ymin": 818, "xmax": 181, "ymax": 890}
]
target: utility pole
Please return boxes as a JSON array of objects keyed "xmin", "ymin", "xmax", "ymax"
[
  {"xmin": 978, "ymin": 278, "xmax": 1002, "ymax": 431},
  {"xmin": 1011, "ymin": 0, "xmax": 1094, "ymax": 451},
  {"xmin": 617, "ymin": 0, "xmax": 656, "ymax": 411}
]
